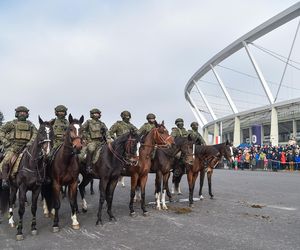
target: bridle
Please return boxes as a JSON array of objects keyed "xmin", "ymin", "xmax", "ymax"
[
  {"xmin": 141, "ymin": 127, "xmax": 173, "ymax": 148},
  {"xmin": 108, "ymin": 135, "xmax": 139, "ymax": 166}
]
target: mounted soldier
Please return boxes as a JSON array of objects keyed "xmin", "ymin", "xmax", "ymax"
[
  {"xmin": 51, "ymin": 105, "xmax": 69, "ymax": 149},
  {"xmin": 109, "ymin": 110, "xmax": 137, "ymax": 187},
  {"xmin": 109, "ymin": 111, "xmax": 137, "ymax": 139},
  {"xmin": 138, "ymin": 113, "xmax": 157, "ymax": 136},
  {"xmin": 0, "ymin": 106, "xmax": 37, "ymax": 189},
  {"xmin": 188, "ymin": 122, "xmax": 206, "ymax": 145},
  {"xmin": 171, "ymin": 118, "xmax": 188, "ymax": 138},
  {"xmin": 81, "ymin": 108, "xmax": 111, "ymax": 174}
]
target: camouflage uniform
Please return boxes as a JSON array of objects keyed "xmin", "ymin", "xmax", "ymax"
[
  {"xmin": 171, "ymin": 118, "xmax": 188, "ymax": 138},
  {"xmin": 0, "ymin": 106, "xmax": 37, "ymax": 188},
  {"xmin": 109, "ymin": 111, "xmax": 137, "ymax": 139},
  {"xmin": 188, "ymin": 122, "xmax": 206, "ymax": 145},
  {"xmin": 82, "ymin": 108, "xmax": 110, "ymax": 173},
  {"xmin": 51, "ymin": 105, "xmax": 69, "ymax": 149},
  {"xmin": 138, "ymin": 113, "xmax": 156, "ymax": 136}
]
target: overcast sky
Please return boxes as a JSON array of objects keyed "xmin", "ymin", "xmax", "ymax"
[{"xmin": 0, "ymin": 0, "xmax": 298, "ymax": 129}]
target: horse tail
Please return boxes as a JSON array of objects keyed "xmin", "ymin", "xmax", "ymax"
[
  {"xmin": 0, "ymin": 182, "xmax": 10, "ymax": 213},
  {"xmin": 41, "ymin": 183, "xmax": 53, "ymax": 211}
]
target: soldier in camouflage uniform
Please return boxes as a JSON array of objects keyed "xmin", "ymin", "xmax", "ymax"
[
  {"xmin": 0, "ymin": 106, "xmax": 37, "ymax": 189},
  {"xmin": 188, "ymin": 122, "xmax": 206, "ymax": 145},
  {"xmin": 51, "ymin": 105, "xmax": 69, "ymax": 149},
  {"xmin": 171, "ymin": 118, "xmax": 188, "ymax": 138},
  {"xmin": 109, "ymin": 111, "xmax": 137, "ymax": 187},
  {"xmin": 109, "ymin": 111, "xmax": 137, "ymax": 139},
  {"xmin": 138, "ymin": 113, "xmax": 156, "ymax": 136},
  {"xmin": 82, "ymin": 108, "xmax": 111, "ymax": 174}
]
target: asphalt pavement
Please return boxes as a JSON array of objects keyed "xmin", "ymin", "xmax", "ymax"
[{"xmin": 0, "ymin": 169, "xmax": 299, "ymax": 250}]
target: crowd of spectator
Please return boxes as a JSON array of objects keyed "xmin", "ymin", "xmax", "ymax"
[{"xmin": 226, "ymin": 138, "xmax": 300, "ymax": 171}]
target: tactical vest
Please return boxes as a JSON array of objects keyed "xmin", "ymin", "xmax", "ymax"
[
  {"xmin": 53, "ymin": 118, "xmax": 68, "ymax": 139},
  {"xmin": 116, "ymin": 121, "xmax": 132, "ymax": 137},
  {"xmin": 13, "ymin": 121, "xmax": 32, "ymax": 141},
  {"xmin": 89, "ymin": 120, "xmax": 103, "ymax": 139}
]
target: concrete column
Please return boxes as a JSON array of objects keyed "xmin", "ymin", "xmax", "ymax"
[
  {"xmin": 233, "ymin": 116, "xmax": 241, "ymax": 147},
  {"xmin": 203, "ymin": 127, "xmax": 209, "ymax": 144},
  {"xmin": 292, "ymin": 119, "xmax": 297, "ymax": 138},
  {"xmin": 214, "ymin": 122, "xmax": 220, "ymax": 144},
  {"xmin": 270, "ymin": 107, "xmax": 278, "ymax": 146}
]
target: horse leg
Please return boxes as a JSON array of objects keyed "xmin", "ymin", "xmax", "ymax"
[
  {"xmin": 140, "ymin": 174, "xmax": 149, "ymax": 216},
  {"xmin": 16, "ymin": 184, "xmax": 26, "ymax": 241},
  {"xmin": 106, "ymin": 178, "xmax": 118, "ymax": 221},
  {"xmin": 164, "ymin": 171, "xmax": 173, "ymax": 202},
  {"xmin": 69, "ymin": 181, "xmax": 80, "ymax": 230},
  {"xmin": 162, "ymin": 172, "xmax": 171, "ymax": 210},
  {"xmin": 8, "ymin": 183, "xmax": 18, "ymax": 228},
  {"xmin": 199, "ymin": 169, "xmax": 205, "ymax": 199},
  {"xmin": 129, "ymin": 173, "xmax": 138, "ymax": 216},
  {"xmin": 90, "ymin": 179, "xmax": 94, "ymax": 195},
  {"xmin": 96, "ymin": 179, "xmax": 107, "ymax": 225},
  {"xmin": 52, "ymin": 182, "xmax": 61, "ymax": 232},
  {"xmin": 155, "ymin": 171, "xmax": 162, "ymax": 210},
  {"xmin": 78, "ymin": 176, "xmax": 91, "ymax": 213},
  {"xmin": 187, "ymin": 170, "xmax": 195, "ymax": 207},
  {"xmin": 30, "ymin": 186, "xmax": 40, "ymax": 236},
  {"xmin": 207, "ymin": 169, "xmax": 214, "ymax": 199}
]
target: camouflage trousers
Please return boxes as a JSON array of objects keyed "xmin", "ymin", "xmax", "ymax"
[
  {"xmin": 0, "ymin": 150, "xmax": 20, "ymax": 177},
  {"xmin": 79, "ymin": 141, "xmax": 102, "ymax": 165}
]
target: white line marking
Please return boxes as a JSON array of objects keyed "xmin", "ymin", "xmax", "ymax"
[{"xmin": 267, "ymin": 205, "xmax": 297, "ymax": 211}]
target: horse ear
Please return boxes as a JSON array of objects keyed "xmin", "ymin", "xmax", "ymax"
[
  {"xmin": 161, "ymin": 120, "xmax": 165, "ymax": 126},
  {"xmin": 50, "ymin": 119, "xmax": 55, "ymax": 126},
  {"xmin": 79, "ymin": 115, "xmax": 84, "ymax": 124},
  {"xmin": 38, "ymin": 116, "xmax": 44, "ymax": 125},
  {"xmin": 226, "ymin": 139, "xmax": 229, "ymax": 145},
  {"xmin": 68, "ymin": 114, "xmax": 73, "ymax": 124},
  {"xmin": 154, "ymin": 120, "xmax": 158, "ymax": 128}
]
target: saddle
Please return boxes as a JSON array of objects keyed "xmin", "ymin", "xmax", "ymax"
[{"xmin": 8, "ymin": 152, "xmax": 24, "ymax": 178}]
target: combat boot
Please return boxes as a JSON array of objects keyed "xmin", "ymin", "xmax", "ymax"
[{"xmin": 85, "ymin": 151, "xmax": 93, "ymax": 174}]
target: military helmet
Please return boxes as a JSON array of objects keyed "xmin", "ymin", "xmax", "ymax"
[
  {"xmin": 90, "ymin": 108, "xmax": 101, "ymax": 118},
  {"xmin": 121, "ymin": 110, "xmax": 131, "ymax": 118},
  {"xmin": 175, "ymin": 118, "xmax": 184, "ymax": 125},
  {"xmin": 55, "ymin": 105, "xmax": 68, "ymax": 113},
  {"xmin": 15, "ymin": 106, "xmax": 29, "ymax": 118},
  {"xmin": 190, "ymin": 122, "xmax": 198, "ymax": 127},
  {"xmin": 15, "ymin": 106, "xmax": 29, "ymax": 113},
  {"xmin": 146, "ymin": 113, "xmax": 156, "ymax": 120}
]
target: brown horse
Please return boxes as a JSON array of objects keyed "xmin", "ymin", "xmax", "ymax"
[
  {"xmin": 43, "ymin": 114, "xmax": 84, "ymax": 232},
  {"xmin": 152, "ymin": 135, "xmax": 195, "ymax": 210},
  {"xmin": 126, "ymin": 122, "xmax": 174, "ymax": 216},
  {"xmin": 198, "ymin": 141, "xmax": 234, "ymax": 201},
  {"xmin": 189, "ymin": 140, "xmax": 233, "ymax": 206}
]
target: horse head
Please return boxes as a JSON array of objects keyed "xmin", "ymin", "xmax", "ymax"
[
  {"xmin": 174, "ymin": 135, "xmax": 195, "ymax": 166},
  {"xmin": 224, "ymin": 139, "xmax": 234, "ymax": 163},
  {"xmin": 38, "ymin": 116, "xmax": 55, "ymax": 157},
  {"xmin": 153, "ymin": 121, "xmax": 174, "ymax": 147},
  {"xmin": 68, "ymin": 114, "xmax": 84, "ymax": 154},
  {"xmin": 124, "ymin": 128, "xmax": 140, "ymax": 165}
]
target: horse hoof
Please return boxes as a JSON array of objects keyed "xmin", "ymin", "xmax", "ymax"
[
  {"xmin": 90, "ymin": 191, "xmax": 95, "ymax": 195},
  {"xmin": 96, "ymin": 220, "xmax": 103, "ymax": 226},
  {"xmin": 9, "ymin": 223, "xmax": 16, "ymax": 228},
  {"xmin": 143, "ymin": 211, "xmax": 149, "ymax": 217},
  {"xmin": 72, "ymin": 224, "xmax": 80, "ymax": 230},
  {"xmin": 82, "ymin": 208, "xmax": 87, "ymax": 213},
  {"xmin": 210, "ymin": 196, "xmax": 214, "ymax": 199},
  {"xmin": 31, "ymin": 230, "xmax": 38, "ymax": 236},
  {"xmin": 162, "ymin": 206, "xmax": 168, "ymax": 210},
  {"xmin": 44, "ymin": 213, "xmax": 49, "ymax": 218},
  {"xmin": 178, "ymin": 192, "xmax": 182, "ymax": 195},
  {"xmin": 130, "ymin": 212, "xmax": 137, "ymax": 217},
  {"xmin": 52, "ymin": 226, "xmax": 60, "ymax": 233},
  {"xmin": 16, "ymin": 234, "xmax": 24, "ymax": 241},
  {"xmin": 199, "ymin": 195, "xmax": 204, "ymax": 200},
  {"xmin": 189, "ymin": 203, "xmax": 194, "ymax": 208}
]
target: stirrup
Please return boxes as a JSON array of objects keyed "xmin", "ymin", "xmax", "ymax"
[{"xmin": 1, "ymin": 180, "xmax": 9, "ymax": 190}]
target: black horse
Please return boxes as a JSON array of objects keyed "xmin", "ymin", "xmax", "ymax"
[
  {"xmin": 152, "ymin": 135, "xmax": 195, "ymax": 210},
  {"xmin": 78, "ymin": 128, "xmax": 139, "ymax": 225},
  {"xmin": 2, "ymin": 117, "xmax": 54, "ymax": 240}
]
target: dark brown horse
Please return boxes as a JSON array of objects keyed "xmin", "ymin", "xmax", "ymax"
[
  {"xmin": 197, "ymin": 141, "xmax": 234, "ymax": 201},
  {"xmin": 43, "ymin": 114, "xmax": 84, "ymax": 232},
  {"xmin": 5, "ymin": 117, "xmax": 54, "ymax": 240},
  {"xmin": 78, "ymin": 128, "xmax": 140, "ymax": 225},
  {"xmin": 125, "ymin": 122, "xmax": 174, "ymax": 216},
  {"xmin": 172, "ymin": 140, "xmax": 233, "ymax": 207},
  {"xmin": 152, "ymin": 135, "xmax": 195, "ymax": 210}
]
